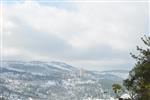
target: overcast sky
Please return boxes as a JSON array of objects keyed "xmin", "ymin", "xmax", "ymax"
[{"xmin": 1, "ymin": 0, "xmax": 149, "ymax": 71}]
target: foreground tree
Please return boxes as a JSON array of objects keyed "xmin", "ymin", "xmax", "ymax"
[
  {"xmin": 112, "ymin": 84, "xmax": 122, "ymax": 99},
  {"xmin": 123, "ymin": 35, "xmax": 150, "ymax": 100},
  {"xmin": 0, "ymin": 97, "xmax": 6, "ymax": 100}
]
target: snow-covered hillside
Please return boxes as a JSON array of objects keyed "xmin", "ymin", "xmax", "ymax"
[{"xmin": 0, "ymin": 61, "xmax": 129, "ymax": 100}]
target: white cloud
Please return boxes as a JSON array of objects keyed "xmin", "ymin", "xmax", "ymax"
[
  {"xmin": 3, "ymin": 47, "xmax": 50, "ymax": 61},
  {"xmin": 2, "ymin": 1, "xmax": 149, "ymax": 70}
]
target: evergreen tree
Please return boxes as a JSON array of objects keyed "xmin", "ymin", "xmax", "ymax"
[{"xmin": 123, "ymin": 35, "xmax": 150, "ymax": 100}]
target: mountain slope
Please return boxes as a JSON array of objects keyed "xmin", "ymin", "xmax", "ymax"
[{"xmin": 0, "ymin": 61, "xmax": 128, "ymax": 100}]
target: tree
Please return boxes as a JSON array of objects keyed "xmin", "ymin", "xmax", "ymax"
[
  {"xmin": 0, "ymin": 97, "xmax": 6, "ymax": 100},
  {"xmin": 123, "ymin": 79, "xmax": 135, "ymax": 100},
  {"xmin": 123, "ymin": 35, "xmax": 150, "ymax": 100},
  {"xmin": 112, "ymin": 84, "xmax": 122, "ymax": 99}
]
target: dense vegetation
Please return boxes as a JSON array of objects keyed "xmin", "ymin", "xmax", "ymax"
[{"xmin": 112, "ymin": 35, "xmax": 150, "ymax": 100}]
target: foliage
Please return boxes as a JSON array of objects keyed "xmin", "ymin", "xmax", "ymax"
[
  {"xmin": 0, "ymin": 97, "xmax": 6, "ymax": 100},
  {"xmin": 123, "ymin": 35, "xmax": 150, "ymax": 100},
  {"xmin": 112, "ymin": 83, "xmax": 122, "ymax": 98}
]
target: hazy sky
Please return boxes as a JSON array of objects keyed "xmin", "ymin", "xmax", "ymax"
[{"xmin": 1, "ymin": 0, "xmax": 149, "ymax": 71}]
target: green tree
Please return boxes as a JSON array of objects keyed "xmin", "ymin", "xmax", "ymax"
[
  {"xmin": 112, "ymin": 84, "xmax": 122, "ymax": 99},
  {"xmin": 0, "ymin": 97, "xmax": 6, "ymax": 100},
  {"xmin": 123, "ymin": 79, "xmax": 135, "ymax": 100},
  {"xmin": 123, "ymin": 35, "xmax": 150, "ymax": 100}
]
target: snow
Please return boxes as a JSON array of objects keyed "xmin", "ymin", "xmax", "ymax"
[
  {"xmin": 48, "ymin": 62, "xmax": 72, "ymax": 71},
  {"xmin": 107, "ymin": 72, "xmax": 128, "ymax": 79},
  {"xmin": 83, "ymin": 97, "xmax": 117, "ymax": 100},
  {"xmin": 28, "ymin": 97, "xmax": 33, "ymax": 100},
  {"xmin": 1, "ymin": 61, "xmax": 128, "ymax": 100},
  {"xmin": 46, "ymin": 81, "xmax": 55, "ymax": 86},
  {"xmin": 121, "ymin": 94, "xmax": 130, "ymax": 99}
]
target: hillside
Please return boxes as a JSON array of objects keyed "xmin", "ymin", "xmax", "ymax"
[{"xmin": 0, "ymin": 61, "xmax": 128, "ymax": 100}]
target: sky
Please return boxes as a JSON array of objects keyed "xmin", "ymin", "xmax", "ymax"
[{"xmin": 1, "ymin": 0, "xmax": 149, "ymax": 71}]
